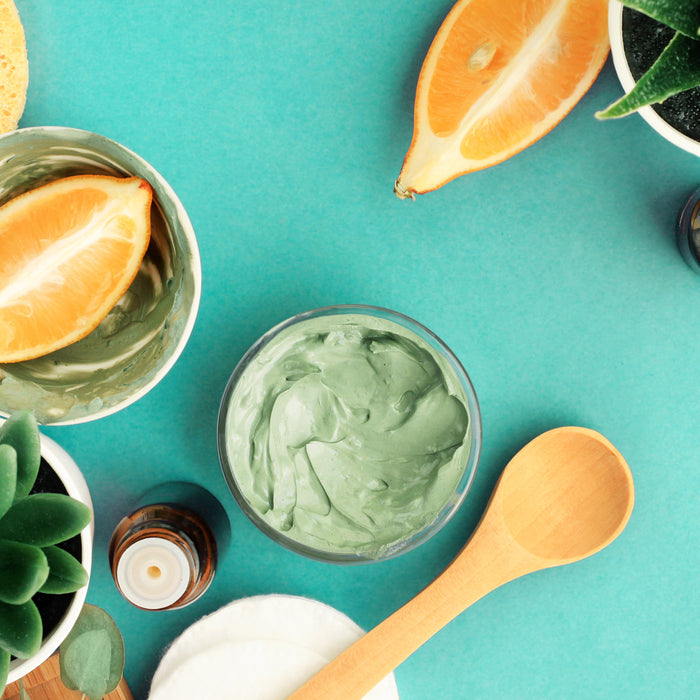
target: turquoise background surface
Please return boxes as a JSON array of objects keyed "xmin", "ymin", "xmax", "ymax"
[{"xmin": 13, "ymin": 0, "xmax": 699, "ymax": 697}]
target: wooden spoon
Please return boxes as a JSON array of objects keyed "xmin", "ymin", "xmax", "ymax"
[{"xmin": 288, "ymin": 426, "xmax": 634, "ymax": 700}]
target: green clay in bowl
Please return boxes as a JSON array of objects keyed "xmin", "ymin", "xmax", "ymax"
[
  {"xmin": 0, "ymin": 127, "xmax": 201, "ymax": 425},
  {"xmin": 218, "ymin": 305, "xmax": 481, "ymax": 563}
]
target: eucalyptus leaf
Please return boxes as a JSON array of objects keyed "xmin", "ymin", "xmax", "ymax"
[
  {"xmin": 597, "ymin": 31, "xmax": 700, "ymax": 118},
  {"xmin": 18, "ymin": 677, "xmax": 31, "ymax": 700},
  {"xmin": 0, "ymin": 445, "xmax": 17, "ymax": 520},
  {"xmin": 0, "ymin": 648, "xmax": 9, "ymax": 696},
  {"xmin": 0, "ymin": 599, "xmax": 42, "ymax": 659},
  {"xmin": 0, "ymin": 411, "xmax": 40, "ymax": 502},
  {"xmin": 0, "ymin": 493, "xmax": 91, "ymax": 547},
  {"xmin": 620, "ymin": 0, "xmax": 700, "ymax": 38},
  {"xmin": 60, "ymin": 604, "xmax": 124, "ymax": 700},
  {"xmin": 62, "ymin": 629, "xmax": 111, "ymax": 699},
  {"xmin": 39, "ymin": 545, "xmax": 88, "ymax": 594},
  {"xmin": 0, "ymin": 539, "xmax": 49, "ymax": 604}
]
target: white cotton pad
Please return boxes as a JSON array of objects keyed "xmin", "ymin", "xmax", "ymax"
[
  {"xmin": 149, "ymin": 594, "xmax": 399, "ymax": 700},
  {"xmin": 150, "ymin": 640, "xmax": 343, "ymax": 700}
]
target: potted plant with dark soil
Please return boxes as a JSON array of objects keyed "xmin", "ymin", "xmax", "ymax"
[
  {"xmin": 0, "ymin": 410, "xmax": 93, "ymax": 693},
  {"xmin": 597, "ymin": 0, "xmax": 700, "ymax": 156}
]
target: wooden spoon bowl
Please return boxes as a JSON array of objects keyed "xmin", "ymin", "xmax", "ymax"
[
  {"xmin": 497, "ymin": 427, "xmax": 634, "ymax": 561},
  {"xmin": 289, "ymin": 427, "xmax": 635, "ymax": 700}
]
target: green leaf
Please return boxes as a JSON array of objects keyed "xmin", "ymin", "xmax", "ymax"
[
  {"xmin": 0, "ymin": 411, "xmax": 40, "ymax": 502},
  {"xmin": 620, "ymin": 0, "xmax": 700, "ymax": 38},
  {"xmin": 62, "ymin": 630, "xmax": 111, "ymax": 700},
  {"xmin": 0, "ymin": 445, "xmax": 17, "ymax": 520},
  {"xmin": 0, "ymin": 539, "xmax": 49, "ymax": 604},
  {"xmin": 0, "ymin": 599, "xmax": 42, "ymax": 658},
  {"xmin": 0, "ymin": 648, "xmax": 9, "ymax": 697},
  {"xmin": 597, "ymin": 31, "xmax": 700, "ymax": 118},
  {"xmin": 19, "ymin": 677, "xmax": 31, "ymax": 700},
  {"xmin": 60, "ymin": 604, "xmax": 124, "ymax": 700},
  {"xmin": 0, "ymin": 494, "xmax": 91, "ymax": 547},
  {"xmin": 39, "ymin": 546, "xmax": 88, "ymax": 595}
]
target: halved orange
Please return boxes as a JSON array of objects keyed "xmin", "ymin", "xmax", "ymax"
[
  {"xmin": 395, "ymin": 0, "xmax": 610, "ymax": 198},
  {"xmin": 0, "ymin": 175, "xmax": 152, "ymax": 362},
  {"xmin": 0, "ymin": 0, "xmax": 29, "ymax": 134}
]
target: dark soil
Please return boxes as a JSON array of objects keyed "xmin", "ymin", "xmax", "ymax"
[{"xmin": 622, "ymin": 7, "xmax": 700, "ymax": 141}]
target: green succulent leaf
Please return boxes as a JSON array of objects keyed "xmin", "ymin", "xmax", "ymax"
[
  {"xmin": 620, "ymin": 0, "xmax": 700, "ymax": 38},
  {"xmin": 0, "ymin": 599, "xmax": 42, "ymax": 659},
  {"xmin": 0, "ymin": 539, "xmax": 49, "ymax": 604},
  {"xmin": 39, "ymin": 546, "xmax": 88, "ymax": 595},
  {"xmin": 60, "ymin": 604, "xmax": 125, "ymax": 700},
  {"xmin": 0, "ymin": 494, "xmax": 91, "ymax": 547},
  {"xmin": 0, "ymin": 445, "xmax": 17, "ymax": 521},
  {"xmin": 597, "ymin": 31, "xmax": 700, "ymax": 118},
  {"xmin": 0, "ymin": 411, "xmax": 40, "ymax": 502},
  {"xmin": 0, "ymin": 648, "xmax": 9, "ymax": 697}
]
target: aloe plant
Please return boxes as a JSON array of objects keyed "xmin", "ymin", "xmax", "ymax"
[
  {"xmin": 597, "ymin": 0, "xmax": 700, "ymax": 119},
  {"xmin": 0, "ymin": 411, "xmax": 91, "ymax": 694}
]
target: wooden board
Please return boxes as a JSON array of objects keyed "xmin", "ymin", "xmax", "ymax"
[{"xmin": 2, "ymin": 654, "xmax": 133, "ymax": 700}]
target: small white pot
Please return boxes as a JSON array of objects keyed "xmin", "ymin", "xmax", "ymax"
[
  {"xmin": 609, "ymin": 0, "xmax": 700, "ymax": 157},
  {"xmin": 6, "ymin": 433, "xmax": 94, "ymax": 684}
]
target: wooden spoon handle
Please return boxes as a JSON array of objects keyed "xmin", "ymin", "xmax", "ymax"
[
  {"xmin": 288, "ymin": 516, "xmax": 536, "ymax": 700},
  {"xmin": 289, "ymin": 427, "xmax": 634, "ymax": 699}
]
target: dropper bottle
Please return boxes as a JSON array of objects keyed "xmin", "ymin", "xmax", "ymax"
[{"xmin": 109, "ymin": 482, "xmax": 229, "ymax": 611}]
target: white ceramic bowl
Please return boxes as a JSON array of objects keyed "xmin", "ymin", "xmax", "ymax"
[
  {"xmin": 608, "ymin": 0, "xmax": 700, "ymax": 157},
  {"xmin": 0, "ymin": 126, "xmax": 201, "ymax": 425},
  {"xmin": 6, "ymin": 431, "xmax": 94, "ymax": 684}
]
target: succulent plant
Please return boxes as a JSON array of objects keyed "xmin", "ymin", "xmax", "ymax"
[
  {"xmin": 597, "ymin": 0, "xmax": 700, "ymax": 119},
  {"xmin": 0, "ymin": 411, "xmax": 91, "ymax": 693}
]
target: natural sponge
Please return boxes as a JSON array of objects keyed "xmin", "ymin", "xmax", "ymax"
[{"xmin": 0, "ymin": 0, "xmax": 28, "ymax": 134}]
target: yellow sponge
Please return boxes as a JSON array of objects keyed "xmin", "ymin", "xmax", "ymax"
[{"xmin": 0, "ymin": 0, "xmax": 27, "ymax": 134}]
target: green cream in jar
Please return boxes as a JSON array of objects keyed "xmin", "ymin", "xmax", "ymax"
[{"xmin": 221, "ymin": 310, "xmax": 474, "ymax": 558}]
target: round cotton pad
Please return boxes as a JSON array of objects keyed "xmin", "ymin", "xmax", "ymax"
[
  {"xmin": 149, "ymin": 594, "xmax": 399, "ymax": 699},
  {"xmin": 150, "ymin": 640, "xmax": 341, "ymax": 700}
]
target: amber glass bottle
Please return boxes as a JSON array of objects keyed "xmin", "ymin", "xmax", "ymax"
[{"xmin": 109, "ymin": 482, "xmax": 229, "ymax": 610}]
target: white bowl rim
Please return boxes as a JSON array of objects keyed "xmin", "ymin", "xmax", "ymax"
[
  {"xmin": 6, "ymin": 431, "xmax": 94, "ymax": 684},
  {"xmin": 0, "ymin": 125, "xmax": 203, "ymax": 426},
  {"xmin": 608, "ymin": 0, "xmax": 700, "ymax": 157}
]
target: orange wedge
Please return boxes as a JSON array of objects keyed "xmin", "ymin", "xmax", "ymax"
[
  {"xmin": 395, "ymin": 0, "xmax": 609, "ymax": 198},
  {"xmin": 0, "ymin": 0, "xmax": 29, "ymax": 134},
  {"xmin": 0, "ymin": 175, "xmax": 152, "ymax": 362}
]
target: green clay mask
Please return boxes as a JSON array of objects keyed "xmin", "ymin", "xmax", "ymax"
[{"xmin": 222, "ymin": 312, "xmax": 473, "ymax": 558}]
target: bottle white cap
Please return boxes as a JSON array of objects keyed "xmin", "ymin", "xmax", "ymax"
[{"xmin": 116, "ymin": 537, "xmax": 190, "ymax": 610}]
